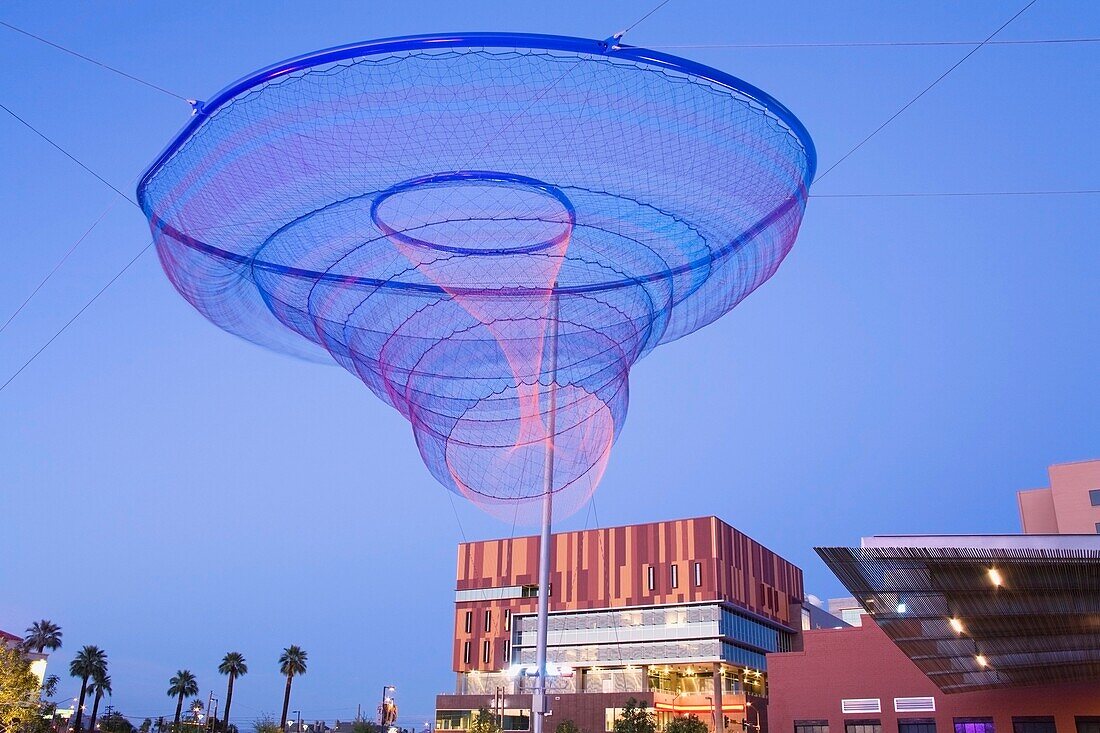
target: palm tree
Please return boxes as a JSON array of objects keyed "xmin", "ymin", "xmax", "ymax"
[
  {"xmin": 23, "ymin": 620, "xmax": 63, "ymax": 654},
  {"xmin": 217, "ymin": 653, "xmax": 248, "ymax": 730},
  {"xmin": 70, "ymin": 646, "xmax": 108, "ymax": 733},
  {"xmin": 277, "ymin": 646, "xmax": 308, "ymax": 729},
  {"xmin": 167, "ymin": 671, "xmax": 199, "ymax": 732},
  {"xmin": 189, "ymin": 700, "xmax": 204, "ymax": 724},
  {"xmin": 88, "ymin": 671, "xmax": 112, "ymax": 732}
]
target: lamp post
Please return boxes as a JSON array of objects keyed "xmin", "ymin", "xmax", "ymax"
[
  {"xmin": 379, "ymin": 686, "xmax": 395, "ymax": 733},
  {"xmin": 290, "ymin": 711, "xmax": 301, "ymax": 733}
]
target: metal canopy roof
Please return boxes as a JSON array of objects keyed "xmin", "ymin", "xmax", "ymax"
[{"xmin": 816, "ymin": 537, "xmax": 1100, "ymax": 693}]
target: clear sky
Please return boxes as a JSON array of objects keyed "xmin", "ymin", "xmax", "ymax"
[{"xmin": 1, "ymin": 0, "xmax": 1097, "ymax": 728}]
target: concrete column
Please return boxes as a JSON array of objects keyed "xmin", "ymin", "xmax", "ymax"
[{"xmin": 711, "ymin": 663, "xmax": 723, "ymax": 733}]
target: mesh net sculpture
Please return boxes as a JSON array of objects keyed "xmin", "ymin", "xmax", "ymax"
[{"xmin": 137, "ymin": 33, "xmax": 815, "ymax": 723}]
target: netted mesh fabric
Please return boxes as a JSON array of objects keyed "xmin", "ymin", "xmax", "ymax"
[{"xmin": 139, "ymin": 40, "xmax": 813, "ymax": 521}]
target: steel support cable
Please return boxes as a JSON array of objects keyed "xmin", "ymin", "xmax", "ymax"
[
  {"xmin": 0, "ymin": 20, "xmax": 192, "ymax": 104},
  {"xmin": 0, "ymin": 240, "xmax": 154, "ymax": 394},
  {"xmin": 814, "ymin": 0, "xmax": 1038, "ymax": 183},
  {"xmin": 0, "ymin": 101, "xmax": 139, "ymax": 206},
  {"xmin": 0, "ymin": 198, "xmax": 120, "ymax": 334},
  {"xmin": 810, "ymin": 189, "xmax": 1099, "ymax": 199},
  {"xmin": 0, "ymin": 100, "xmax": 174, "ymax": 393},
  {"xmin": 647, "ymin": 37, "xmax": 1098, "ymax": 50}
]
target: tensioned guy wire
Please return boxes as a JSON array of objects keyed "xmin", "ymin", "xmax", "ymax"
[
  {"xmin": 0, "ymin": 97, "xmax": 179, "ymax": 393},
  {"xmin": 0, "ymin": 241, "xmax": 155, "ymax": 395},
  {"xmin": 814, "ymin": 0, "xmax": 1039, "ymax": 183},
  {"xmin": 617, "ymin": 0, "xmax": 674, "ymax": 40},
  {"xmin": 0, "ymin": 20, "xmax": 192, "ymax": 104},
  {"xmin": 647, "ymin": 37, "xmax": 1099, "ymax": 49},
  {"xmin": 810, "ymin": 189, "xmax": 1100, "ymax": 199},
  {"xmin": 0, "ymin": 198, "xmax": 120, "ymax": 335},
  {"xmin": 0, "ymin": 101, "xmax": 139, "ymax": 206}
]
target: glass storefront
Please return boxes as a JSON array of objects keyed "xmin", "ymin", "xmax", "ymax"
[{"xmin": 436, "ymin": 710, "xmax": 530, "ymax": 731}]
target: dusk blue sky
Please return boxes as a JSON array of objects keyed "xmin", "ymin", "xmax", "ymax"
[{"xmin": 1, "ymin": 0, "xmax": 1097, "ymax": 728}]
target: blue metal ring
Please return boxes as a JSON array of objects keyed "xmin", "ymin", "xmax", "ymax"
[
  {"xmin": 369, "ymin": 171, "xmax": 577, "ymax": 256},
  {"xmin": 135, "ymin": 32, "xmax": 816, "ymax": 205}
]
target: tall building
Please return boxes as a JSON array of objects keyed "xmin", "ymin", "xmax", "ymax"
[
  {"xmin": 1017, "ymin": 458, "xmax": 1100, "ymax": 534},
  {"xmin": 435, "ymin": 516, "xmax": 823, "ymax": 733}
]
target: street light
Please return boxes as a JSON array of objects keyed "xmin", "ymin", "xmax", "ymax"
[{"xmin": 379, "ymin": 686, "xmax": 396, "ymax": 732}]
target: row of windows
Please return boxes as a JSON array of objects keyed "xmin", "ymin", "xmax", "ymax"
[
  {"xmin": 462, "ymin": 608, "xmax": 513, "ymax": 635},
  {"xmin": 461, "ymin": 638, "xmax": 512, "ymax": 666},
  {"xmin": 795, "ymin": 718, "xmax": 1100, "ymax": 733},
  {"xmin": 646, "ymin": 562, "xmax": 704, "ymax": 591},
  {"xmin": 509, "ymin": 603, "xmax": 791, "ymax": 655}
]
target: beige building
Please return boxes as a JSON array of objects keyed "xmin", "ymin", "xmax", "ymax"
[
  {"xmin": 1017, "ymin": 458, "xmax": 1100, "ymax": 534},
  {"xmin": 0, "ymin": 629, "xmax": 48, "ymax": 685}
]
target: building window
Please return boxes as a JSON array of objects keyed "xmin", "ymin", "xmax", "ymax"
[
  {"xmin": 670, "ymin": 564, "xmax": 679, "ymax": 588},
  {"xmin": 1095, "ymin": 522, "xmax": 1100, "ymax": 535},
  {"xmin": 502, "ymin": 640, "xmax": 511, "ymax": 665},
  {"xmin": 1012, "ymin": 718, "xmax": 1055, "ymax": 733},
  {"xmin": 521, "ymin": 585, "xmax": 539, "ymax": 598},
  {"xmin": 647, "ymin": 566, "xmax": 655, "ymax": 591},
  {"xmin": 504, "ymin": 609, "xmax": 512, "ymax": 631},
  {"xmin": 1076, "ymin": 718, "xmax": 1100, "ymax": 733},
  {"xmin": 462, "ymin": 641, "xmax": 470, "ymax": 665},
  {"xmin": 895, "ymin": 697, "xmax": 935, "ymax": 713},
  {"xmin": 482, "ymin": 639, "xmax": 491, "ymax": 664},
  {"xmin": 845, "ymin": 722, "xmax": 882, "ymax": 733},
  {"xmin": 899, "ymin": 721, "xmax": 936, "ymax": 733},
  {"xmin": 464, "ymin": 611, "xmax": 472, "ymax": 634},
  {"xmin": 693, "ymin": 562, "xmax": 702, "ymax": 586},
  {"xmin": 1090, "ymin": 489, "xmax": 1100, "ymax": 506},
  {"xmin": 485, "ymin": 609, "xmax": 492, "ymax": 632},
  {"xmin": 795, "ymin": 722, "xmax": 829, "ymax": 733},
  {"xmin": 954, "ymin": 719, "xmax": 994, "ymax": 733}
]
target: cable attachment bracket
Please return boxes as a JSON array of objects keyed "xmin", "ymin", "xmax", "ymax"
[{"xmin": 601, "ymin": 32, "xmax": 625, "ymax": 53}]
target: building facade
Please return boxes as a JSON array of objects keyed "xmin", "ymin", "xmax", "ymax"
[
  {"xmin": 1017, "ymin": 459, "xmax": 1100, "ymax": 534},
  {"xmin": 768, "ymin": 621, "xmax": 1100, "ymax": 732},
  {"xmin": 0, "ymin": 628, "xmax": 48, "ymax": 686},
  {"xmin": 436, "ymin": 516, "xmax": 813, "ymax": 733},
  {"xmin": 768, "ymin": 460, "xmax": 1100, "ymax": 731}
]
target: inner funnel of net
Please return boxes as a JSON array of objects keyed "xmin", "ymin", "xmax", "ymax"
[
  {"xmin": 370, "ymin": 171, "xmax": 576, "ymax": 258},
  {"xmin": 367, "ymin": 171, "xmax": 612, "ymax": 518}
]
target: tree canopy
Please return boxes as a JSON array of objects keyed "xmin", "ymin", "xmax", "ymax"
[
  {"xmin": 665, "ymin": 716, "xmax": 708, "ymax": 733},
  {"xmin": 612, "ymin": 699, "xmax": 655, "ymax": 733},
  {"xmin": 469, "ymin": 708, "xmax": 500, "ymax": 733},
  {"xmin": 22, "ymin": 620, "xmax": 63, "ymax": 654},
  {"xmin": 0, "ymin": 646, "xmax": 40, "ymax": 733}
]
